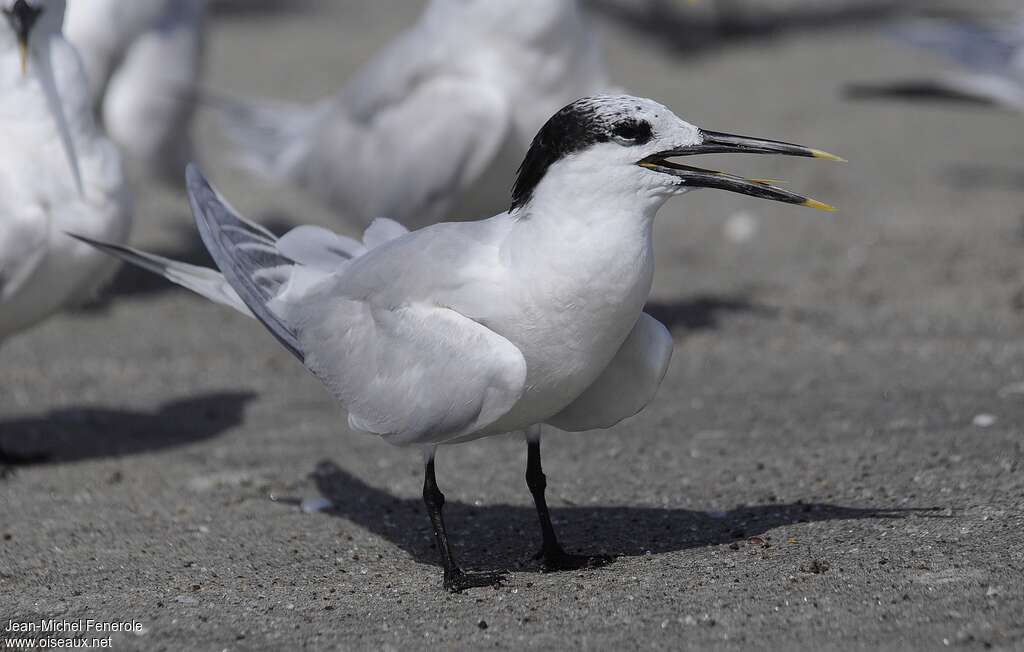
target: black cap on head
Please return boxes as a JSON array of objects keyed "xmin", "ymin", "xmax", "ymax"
[{"xmin": 510, "ymin": 97, "xmax": 654, "ymax": 212}]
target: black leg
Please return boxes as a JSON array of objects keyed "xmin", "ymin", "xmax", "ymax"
[
  {"xmin": 526, "ymin": 437, "xmax": 614, "ymax": 572},
  {"xmin": 422, "ymin": 455, "xmax": 504, "ymax": 593}
]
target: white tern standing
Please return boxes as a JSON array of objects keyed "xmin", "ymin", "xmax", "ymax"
[{"xmin": 77, "ymin": 95, "xmax": 841, "ymax": 592}]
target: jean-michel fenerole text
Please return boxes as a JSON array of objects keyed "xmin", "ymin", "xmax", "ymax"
[{"xmin": 5, "ymin": 619, "xmax": 143, "ymax": 634}]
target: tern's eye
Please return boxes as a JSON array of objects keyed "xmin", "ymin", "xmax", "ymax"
[{"xmin": 611, "ymin": 119, "xmax": 653, "ymax": 145}]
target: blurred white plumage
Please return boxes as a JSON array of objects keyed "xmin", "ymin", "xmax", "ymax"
[
  {"xmin": 65, "ymin": 0, "xmax": 205, "ymax": 181},
  {"xmin": 0, "ymin": 0, "xmax": 131, "ymax": 345},
  {"xmin": 218, "ymin": 0, "xmax": 613, "ymax": 228}
]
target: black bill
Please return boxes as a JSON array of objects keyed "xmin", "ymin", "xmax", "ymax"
[{"xmin": 639, "ymin": 129, "xmax": 844, "ymax": 211}]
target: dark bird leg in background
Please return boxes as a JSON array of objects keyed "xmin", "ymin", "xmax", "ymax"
[
  {"xmin": 422, "ymin": 454, "xmax": 504, "ymax": 592},
  {"xmin": 526, "ymin": 433, "xmax": 615, "ymax": 572}
]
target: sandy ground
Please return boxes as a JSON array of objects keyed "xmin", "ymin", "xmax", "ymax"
[{"xmin": 2, "ymin": 1, "xmax": 1023, "ymax": 650}]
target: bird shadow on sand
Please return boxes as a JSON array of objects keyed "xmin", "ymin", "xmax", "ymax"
[
  {"xmin": 844, "ymin": 83, "xmax": 1006, "ymax": 108},
  {"xmin": 0, "ymin": 392, "xmax": 255, "ymax": 470},
  {"xmin": 590, "ymin": 0, "xmax": 906, "ymax": 56},
  {"xmin": 645, "ymin": 293, "xmax": 777, "ymax": 332},
  {"xmin": 310, "ymin": 461, "xmax": 943, "ymax": 574}
]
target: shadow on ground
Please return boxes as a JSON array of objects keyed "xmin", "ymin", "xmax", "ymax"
[
  {"xmin": 311, "ymin": 461, "xmax": 940, "ymax": 574},
  {"xmin": 0, "ymin": 392, "xmax": 255, "ymax": 467},
  {"xmin": 645, "ymin": 294, "xmax": 776, "ymax": 331},
  {"xmin": 845, "ymin": 82, "xmax": 1006, "ymax": 109}
]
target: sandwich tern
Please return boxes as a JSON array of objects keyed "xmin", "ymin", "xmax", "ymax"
[
  {"xmin": 848, "ymin": 13, "xmax": 1024, "ymax": 111},
  {"xmin": 0, "ymin": 0, "xmax": 131, "ymax": 346},
  {"xmin": 65, "ymin": 0, "xmax": 205, "ymax": 181},
  {"xmin": 217, "ymin": 0, "xmax": 611, "ymax": 228},
  {"xmin": 79, "ymin": 95, "xmax": 840, "ymax": 592}
]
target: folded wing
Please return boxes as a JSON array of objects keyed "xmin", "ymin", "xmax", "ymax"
[
  {"xmin": 186, "ymin": 167, "xmax": 526, "ymax": 446},
  {"xmin": 294, "ymin": 298, "xmax": 527, "ymax": 446}
]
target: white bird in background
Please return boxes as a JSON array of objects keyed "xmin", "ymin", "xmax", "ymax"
[
  {"xmin": 0, "ymin": 0, "xmax": 131, "ymax": 347},
  {"xmin": 79, "ymin": 95, "xmax": 841, "ymax": 592},
  {"xmin": 848, "ymin": 12, "xmax": 1024, "ymax": 111},
  {"xmin": 218, "ymin": 0, "xmax": 612, "ymax": 229},
  {"xmin": 64, "ymin": 0, "xmax": 205, "ymax": 182}
]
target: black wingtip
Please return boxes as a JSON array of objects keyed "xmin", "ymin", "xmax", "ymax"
[
  {"xmin": 65, "ymin": 231, "xmax": 110, "ymax": 251},
  {"xmin": 65, "ymin": 231, "xmax": 89, "ymax": 243},
  {"xmin": 65, "ymin": 231, "xmax": 138, "ymax": 259},
  {"xmin": 184, "ymin": 167, "xmax": 306, "ymax": 363}
]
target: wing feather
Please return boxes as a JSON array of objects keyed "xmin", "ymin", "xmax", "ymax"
[
  {"xmin": 292, "ymin": 298, "xmax": 527, "ymax": 446},
  {"xmin": 185, "ymin": 167, "xmax": 524, "ymax": 445},
  {"xmin": 186, "ymin": 165, "xmax": 304, "ymax": 360}
]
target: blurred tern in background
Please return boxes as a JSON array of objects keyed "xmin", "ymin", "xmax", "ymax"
[
  {"xmin": 79, "ymin": 95, "xmax": 841, "ymax": 592},
  {"xmin": 848, "ymin": 12, "xmax": 1024, "ymax": 111},
  {"xmin": 216, "ymin": 0, "xmax": 612, "ymax": 229},
  {"xmin": 0, "ymin": 0, "xmax": 131, "ymax": 347},
  {"xmin": 65, "ymin": 0, "xmax": 205, "ymax": 182}
]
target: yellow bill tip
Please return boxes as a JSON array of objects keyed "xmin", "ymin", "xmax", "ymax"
[
  {"xmin": 18, "ymin": 40, "xmax": 28, "ymax": 76},
  {"xmin": 809, "ymin": 148, "xmax": 847, "ymax": 163},
  {"xmin": 802, "ymin": 198, "xmax": 837, "ymax": 213}
]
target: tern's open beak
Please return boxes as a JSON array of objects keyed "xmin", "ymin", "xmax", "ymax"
[
  {"xmin": 639, "ymin": 129, "xmax": 844, "ymax": 212},
  {"xmin": 3, "ymin": 0, "xmax": 42, "ymax": 76}
]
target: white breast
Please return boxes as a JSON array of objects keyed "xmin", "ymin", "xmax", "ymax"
[{"xmin": 480, "ymin": 209, "xmax": 656, "ymax": 432}]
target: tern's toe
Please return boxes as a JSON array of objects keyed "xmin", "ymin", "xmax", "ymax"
[
  {"xmin": 442, "ymin": 568, "xmax": 507, "ymax": 593},
  {"xmin": 536, "ymin": 547, "xmax": 616, "ymax": 573}
]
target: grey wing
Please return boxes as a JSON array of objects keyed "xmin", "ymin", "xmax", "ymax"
[
  {"xmin": 186, "ymin": 165, "xmax": 304, "ymax": 360},
  {"xmin": 289, "ymin": 296, "xmax": 527, "ymax": 447},
  {"xmin": 66, "ymin": 234, "xmax": 252, "ymax": 316},
  {"xmin": 73, "ymin": 182, "xmax": 402, "ymax": 326},
  {"xmin": 184, "ymin": 167, "xmax": 525, "ymax": 446},
  {"xmin": 546, "ymin": 313, "xmax": 673, "ymax": 433}
]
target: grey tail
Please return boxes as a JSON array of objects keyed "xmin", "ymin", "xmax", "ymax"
[
  {"xmin": 186, "ymin": 164, "xmax": 305, "ymax": 362},
  {"xmin": 66, "ymin": 234, "xmax": 254, "ymax": 317}
]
